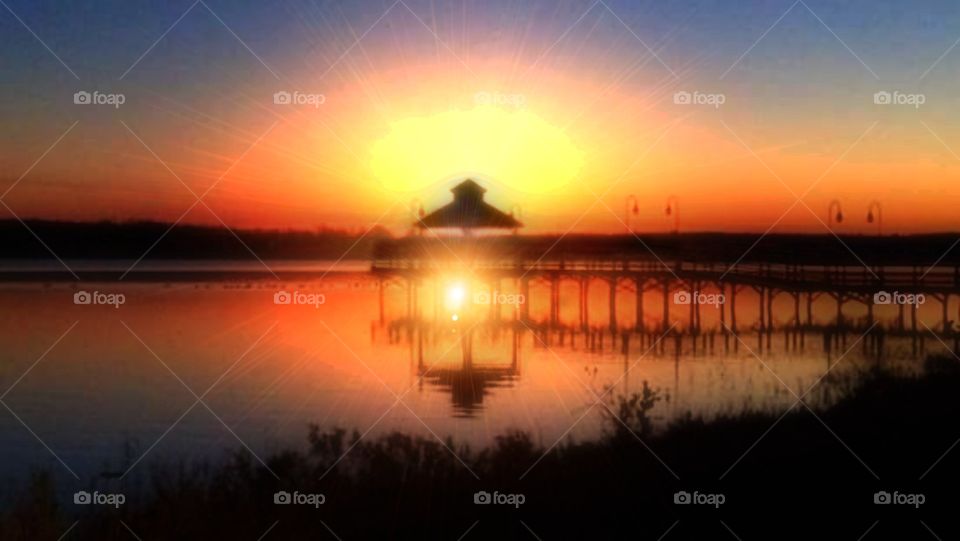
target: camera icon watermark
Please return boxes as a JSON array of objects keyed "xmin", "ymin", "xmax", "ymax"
[
  {"xmin": 74, "ymin": 290, "xmax": 125, "ymax": 308},
  {"xmin": 473, "ymin": 490, "xmax": 525, "ymax": 508},
  {"xmin": 74, "ymin": 490, "xmax": 125, "ymax": 508},
  {"xmin": 273, "ymin": 490, "xmax": 325, "ymax": 508},
  {"xmin": 873, "ymin": 490, "xmax": 924, "ymax": 508},
  {"xmin": 673, "ymin": 290, "xmax": 725, "ymax": 309},
  {"xmin": 73, "ymin": 90, "xmax": 126, "ymax": 109},
  {"xmin": 273, "ymin": 290, "xmax": 325, "ymax": 308},
  {"xmin": 273, "ymin": 90, "xmax": 325, "ymax": 108},
  {"xmin": 474, "ymin": 91, "xmax": 525, "ymax": 108},
  {"xmin": 673, "ymin": 90, "xmax": 725, "ymax": 109},
  {"xmin": 673, "ymin": 490, "xmax": 725, "ymax": 508},
  {"xmin": 873, "ymin": 90, "xmax": 925, "ymax": 109},
  {"xmin": 873, "ymin": 290, "xmax": 924, "ymax": 306}
]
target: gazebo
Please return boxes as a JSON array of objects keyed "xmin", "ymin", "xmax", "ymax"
[{"xmin": 414, "ymin": 179, "xmax": 521, "ymax": 233}]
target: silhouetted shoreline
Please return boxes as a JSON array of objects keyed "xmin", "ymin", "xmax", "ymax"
[
  {"xmin": 3, "ymin": 220, "xmax": 960, "ymax": 275},
  {"xmin": 0, "ymin": 220, "xmax": 390, "ymax": 261},
  {"xmin": 4, "ymin": 355, "xmax": 958, "ymax": 540}
]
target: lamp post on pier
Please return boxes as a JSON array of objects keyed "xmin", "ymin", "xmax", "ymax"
[
  {"xmin": 866, "ymin": 200, "xmax": 882, "ymax": 236},
  {"xmin": 625, "ymin": 195, "xmax": 639, "ymax": 233},
  {"xmin": 828, "ymin": 199, "xmax": 843, "ymax": 228},
  {"xmin": 665, "ymin": 195, "xmax": 679, "ymax": 234}
]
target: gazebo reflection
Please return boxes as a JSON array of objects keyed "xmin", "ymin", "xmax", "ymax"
[
  {"xmin": 409, "ymin": 321, "xmax": 521, "ymax": 418},
  {"xmin": 419, "ymin": 366, "xmax": 517, "ymax": 418}
]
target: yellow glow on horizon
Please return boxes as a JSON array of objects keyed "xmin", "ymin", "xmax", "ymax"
[{"xmin": 370, "ymin": 105, "xmax": 585, "ymax": 194}]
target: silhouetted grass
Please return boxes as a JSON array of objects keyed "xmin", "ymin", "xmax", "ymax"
[{"xmin": 3, "ymin": 355, "xmax": 959, "ymax": 540}]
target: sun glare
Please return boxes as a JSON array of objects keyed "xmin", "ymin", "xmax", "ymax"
[
  {"xmin": 445, "ymin": 283, "xmax": 466, "ymax": 309},
  {"xmin": 370, "ymin": 105, "xmax": 585, "ymax": 194}
]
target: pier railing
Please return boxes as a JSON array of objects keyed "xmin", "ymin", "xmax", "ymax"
[{"xmin": 371, "ymin": 258, "xmax": 960, "ymax": 293}]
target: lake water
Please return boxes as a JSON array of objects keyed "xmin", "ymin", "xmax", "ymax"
[{"xmin": 0, "ymin": 268, "xmax": 947, "ymax": 489}]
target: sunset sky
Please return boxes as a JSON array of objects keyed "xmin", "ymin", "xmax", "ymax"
[{"xmin": 2, "ymin": 0, "xmax": 960, "ymax": 234}]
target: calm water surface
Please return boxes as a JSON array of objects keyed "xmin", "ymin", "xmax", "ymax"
[{"xmin": 0, "ymin": 272, "xmax": 944, "ymax": 487}]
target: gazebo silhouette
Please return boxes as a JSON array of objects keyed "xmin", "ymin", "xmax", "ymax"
[{"xmin": 414, "ymin": 179, "xmax": 521, "ymax": 233}]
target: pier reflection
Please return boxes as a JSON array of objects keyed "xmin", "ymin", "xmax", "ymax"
[{"xmin": 376, "ymin": 263, "xmax": 960, "ymax": 416}]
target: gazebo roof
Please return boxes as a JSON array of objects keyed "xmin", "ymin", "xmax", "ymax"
[{"xmin": 415, "ymin": 179, "xmax": 522, "ymax": 229}]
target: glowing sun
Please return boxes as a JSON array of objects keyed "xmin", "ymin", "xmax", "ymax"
[{"xmin": 370, "ymin": 105, "xmax": 585, "ymax": 194}]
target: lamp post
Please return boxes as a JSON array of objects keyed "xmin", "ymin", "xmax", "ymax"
[
  {"xmin": 665, "ymin": 195, "xmax": 679, "ymax": 233},
  {"xmin": 828, "ymin": 199, "xmax": 843, "ymax": 228},
  {"xmin": 866, "ymin": 200, "xmax": 882, "ymax": 236},
  {"xmin": 625, "ymin": 195, "xmax": 639, "ymax": 233}
]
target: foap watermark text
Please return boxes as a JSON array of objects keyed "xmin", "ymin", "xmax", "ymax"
[
  {"xmin": 873, "ymin": 90, "xmax": 925, "ymax": 108},
  {"xmin": 474, "ymin": 290, "xmax": 525, "ymax": 306},
  {"xmin": 474, "ymin": 91, "xmax": 525, "ymax": 108},
  {"xmin": 674, "ymin": 490, "xmax": 725, "ymax": 508},
  {"xmin": 274, "ymin": 490, "xmax": 325, "ymax": 508},
  {"xmin": 274, "ymin": 290, "xmax": 325, "ymax": 308},
  {"xmin": 873, "ymin": 290, "xmax": 924, "ymax": 306},
  {"xmin": 673, "ymin": 290, "xmax": 725, "ymax": 308},
  {"xmin": 74, "ymin": 290, "xmax": 125, "ymax": 308},
  {"xmin": 874, "ymin": 490, "xmax": 924, "ymax": 508},
  {"xmin": 274, "ymin": 90, "xmax": 325, "ymax": 108},
  {"xmin": 474, "ymin": 490, "xmax": 525, "ymax": 508},
  {"xmin": 74, "ymin": 490, "xmax": 125, "ymax": 508},
  {"xmin": 673, "ymin": 90, "xmax": 725, "ymax": 108},
  {"xmin": 74, "ymin": 90, "xmax": 126, "ymax": 108}
]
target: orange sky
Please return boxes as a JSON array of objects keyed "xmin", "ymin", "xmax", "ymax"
[{"xmin": 3, "ymin": 2, "xmax": 960, "ymax": 235}]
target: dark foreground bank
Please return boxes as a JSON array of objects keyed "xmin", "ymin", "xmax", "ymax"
[{"xmin": 3, "ymin": 356, "xmax": 960, "ymax": 540}]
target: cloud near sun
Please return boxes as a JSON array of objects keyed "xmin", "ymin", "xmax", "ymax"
[{"xmin": 370, "ymin": 105, "xmax": 585, "ymax": 194}]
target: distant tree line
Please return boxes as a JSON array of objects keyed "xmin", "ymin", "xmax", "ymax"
[{"xmin": 0, "ymin": 220, "xmax": 391, "ymax": 260}]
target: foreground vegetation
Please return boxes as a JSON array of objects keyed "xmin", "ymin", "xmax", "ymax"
[{"xmin": 3, "ymin": 356, "xmax": 959, "ymax": 540}]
